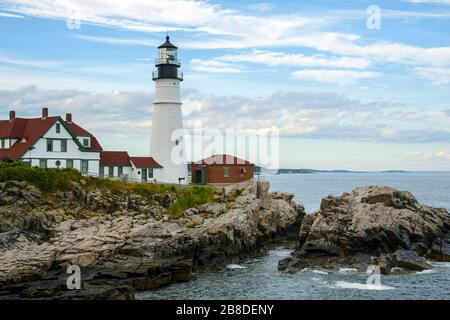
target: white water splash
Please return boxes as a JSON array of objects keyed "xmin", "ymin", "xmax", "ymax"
[
  {"xmin": 338, "ymin": 267, "xmax": 359, "ymax": 274},
  {"xmin": 415, "ymin": 269, "xmax": 435, "ymax": 275},
  {"xmin": 226, "ymin": 264, "xmax": 247, "ymax": 270},
  {"xmin": 312, "ymin": 269, "xmax": 329, "ymax": 275},
  {"xmin": 334, "ymin": 281, "xmax": 395, "ymax": 291}
]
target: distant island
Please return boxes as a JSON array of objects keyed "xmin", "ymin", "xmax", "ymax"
[{"xmin": 255, "ymin": 166, "xmax": 409, "ymax": 175}]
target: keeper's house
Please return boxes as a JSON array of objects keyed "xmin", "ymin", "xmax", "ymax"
[
  {"xmin": 100, "ymin": 151, "xmax": 163, "ymax": 183},
  {"xmin": 0, "ymin": 108, "xmax": 161, "ymax": 182},
  {"xmin": 191, "ymin": 154, "xmax": 254, "ymax": 185}
]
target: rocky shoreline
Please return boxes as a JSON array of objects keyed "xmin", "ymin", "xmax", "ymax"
[
  {"xmin": 0, "ymin": 180, "xmax": 304, "ymax": 299},
  {"xmin": 279, "ymin": 186, "xmax": 450, "ymax": 275},
  {"xmin": 1, "ymin": 179, "xmax": 449, "ymax": 300}
]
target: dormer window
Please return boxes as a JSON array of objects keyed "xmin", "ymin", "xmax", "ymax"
[
  {"xmin": 56, "ymin": 123, "xmax": 61, "ymax": 134},
  {"xmin": 78, "ymin": 137, "xmax": 91, "ymax": 148},
  {"xmin": 0, "ymin": 139, "xmax": 7, "ymax": 149}
]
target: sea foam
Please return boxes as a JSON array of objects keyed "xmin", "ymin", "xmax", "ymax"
[
  {"xmin": 226, "ymin": 264, "xmax": 247, "ymax": 270},
  {"xmin": 334, "ymin": 281, "xmax": 395, "ymax": 291},
  {"xmin": 338, "ymin": 268, "xmax": 358, "ymax": 274}
]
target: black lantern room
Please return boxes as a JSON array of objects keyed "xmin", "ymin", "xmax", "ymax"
[{"xmin": 153, "ymin": 36, "xmax": 183, "ymax": 81}]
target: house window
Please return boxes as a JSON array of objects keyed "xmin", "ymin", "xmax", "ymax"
[
  {"xmin": 224, "ymin": 167, "xmax": 229, "ymax": 178},
  {"xmin": 47, "ymin": 139, "xmax": 53, "ymax": 152},
  {"xmin": 81, "ymin": 160, "xmax": 89, "ymax": 174},
  {"xmin": 56, "ymin": 123, "xmax": 61, "ymax": 134},
  {"xmin": 0, "ymin": 139, "xmax": 6, "ymax": 149},
  {"xmin": 118, "ymin": 166, "xmax": 123, "ymax": 177},
  {"xmin": 83, "ymin": 138, "xmax": 89, "ymax": 147},
  {"xmin": 109, "ymin": 166, "xmax": 114, "ymax": 177},
  {"xmin": 99, "ymin": 166, "xmax": 104, "ymax": 178},
  {"xmin": 67, "ymin": 159, "xmax": 74, "ymax": 169},
  {"xmin": 61, "ymin": 140, "xmax": 67, "ymax": 152},
  {"xmin": 240, "ymin": 167, "xmax": 246, "ymax": 177},
  {"xmin": 39, "ymin": 159, "xmax": 47, "ymax": 168},
  {"xmin": 148, "ymin": 168, "xmax": 154, "ymax": 179}
]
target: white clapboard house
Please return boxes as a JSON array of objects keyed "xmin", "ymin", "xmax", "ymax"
[{"xmin": 0, "ymin": 108, "xmax": 162, "ymax": 183}]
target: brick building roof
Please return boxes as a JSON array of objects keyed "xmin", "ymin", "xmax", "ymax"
[{"xmin": 193, "ymin": 154, "xmax": 253, "ymax": 166}]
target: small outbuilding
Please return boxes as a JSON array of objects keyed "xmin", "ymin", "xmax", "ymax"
[{"xmin": 191, "ymin": 154, "xmax": 254, "ymax": 185}]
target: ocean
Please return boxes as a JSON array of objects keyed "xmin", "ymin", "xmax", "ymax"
[{"xmin": 138, "ymin": 172, "xmax": 450, "ymax": 300}]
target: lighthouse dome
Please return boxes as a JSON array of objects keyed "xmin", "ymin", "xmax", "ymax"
[{"xmin": 158, "ymin": 35, "xmax": 178, "ymax": 49}]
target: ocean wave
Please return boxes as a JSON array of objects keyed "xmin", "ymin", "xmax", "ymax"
[
  {"xmin": 334, "ymin": 281, "xmax": 395, "ymax": 291},
  {"xmin": 415, "ymin": 269, "xmax": 435, "ymax": 275},
  {"xmin": 312, "ymin": 269, "xmax": 329, "ymax": 275},
  {"xmin": 300, "ymin": 268, "xmax": 329, "ymax": 275},
  {"xmin": 338, "ymin": 267, "xmax": 359, "ymax": 274},
  {"xmin": 226, "ymin": 264, "xmax": 247, "ymax": 270}
]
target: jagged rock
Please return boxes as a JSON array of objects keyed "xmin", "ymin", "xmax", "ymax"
[
  {"xmin": 152, "ymin": 193, "xmax": 175, "ymax": 208},
  {"xmin": 0, "ymin": 180, "xmax": 304, "ymax": 299},
  {"xmin": 394, "ymin": 249, "xmax": 432, "ymax": 271},
  {"xmin": 425, "ymin": 238, "xmax": 450, "ymax": 262},
  {"xmin": 281, "ymin": 186, "xmax": 450, "ymax": 274}
]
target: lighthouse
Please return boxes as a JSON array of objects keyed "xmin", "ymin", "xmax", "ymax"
[{"xmin": 150, "ymin": 36, "xmax": 188, "ymax": 184}]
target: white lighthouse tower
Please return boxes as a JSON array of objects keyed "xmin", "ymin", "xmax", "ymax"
[{"xmin": 150, "ymin": 36, "xmax": 188, "ymax": 184}]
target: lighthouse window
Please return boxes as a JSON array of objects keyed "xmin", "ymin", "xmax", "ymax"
[{"xmin": 175, "ymin": 139, "xmax": 179, "ymax": 146}]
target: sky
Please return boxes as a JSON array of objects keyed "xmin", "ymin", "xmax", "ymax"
[{"xmin": 0, "ymin": 0, "xmax": 450, "ymax": 170}]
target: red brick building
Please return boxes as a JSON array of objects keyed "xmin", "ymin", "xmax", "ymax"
[{"xmin": 191, "ymin": 154, "xmax": 254, "ymax": 185}]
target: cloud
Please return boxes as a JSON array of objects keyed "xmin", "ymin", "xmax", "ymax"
[
  {"xmin": 1, "ymin": 0, "xmax": 319, "ymax": 38},
  {"xmin": 413, "ymin": 67, "xmax": 450, "ymax": 85},
  {"xmin": 218, "ymin": 50, "xmax": 372, "ymax": 69},
  {"xmin": 0, "ymin": 85, "xmax": 153, "ymax": 138},
  {"xmin": 410, "ymin": 151, "xmax": 450, "ymax": 160},
  {"xmin": 247, "ymin": 3, "xmax": 274, "ymax": 12},
  {"xmin": 0, "ymin": 54, "xmax": 62, "ymax": 69},
  {"xmin": 6, "ymin": 0, "xmax": 447, "ymax": 86},
  {"xmin": 291, "ymin": 69, "xmax": 381, "ymax": 83},
  {"xmin": 0, "ymin": 11, "xmax": 24, "ymax": 18},
  {"xmin": 407, "ymin": 0, "xmax": 450, "ymax": 5},
  {"xmin": 74, "ymin": 34, "xmax": 157, "ymax": 47},
  {"xmin": 1, "ymin": 86, "xmax": 449, "ymax": 144},
  {"xmin": 190, "ymin": 59, "xmax": 242, "ymax": 73}
]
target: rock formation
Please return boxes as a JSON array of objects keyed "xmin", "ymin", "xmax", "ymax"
[
  {"xmin": 280, "ymin": 186, "xmax": 450, "ymax": 274},
  {"xmin": 0, "ymin": 180, "xmax": 304, "ymax": 299}
]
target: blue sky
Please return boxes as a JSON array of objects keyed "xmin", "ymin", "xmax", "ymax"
[{"xmin": 1, "ymin": 0, "xmax": 450, "ymax": 170}]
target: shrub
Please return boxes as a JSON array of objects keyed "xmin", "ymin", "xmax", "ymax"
[
  {"xmin": 0, "ymin": 161, "xmax": 81, "ymax": 192},
  {"xmin": 167, "ymin": 186, "xmax": 214, "ymax": 218}
]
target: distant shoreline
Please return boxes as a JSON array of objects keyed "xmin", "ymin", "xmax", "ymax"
[{"xmin": 256, "ymin": 168, "xmax": 450, "ymax": 175}]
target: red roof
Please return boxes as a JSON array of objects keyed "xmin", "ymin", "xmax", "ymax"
[
  {"xmin": 66, "ymin": 122, "xmax": 102, "ymax": 152},
  {"xmin": 130, "ymin": 157, "xmax": 162, "ymax": 168},
  {"xmin": 100, "ymin": 153, "xmax": 162, "ymax": 168},
  {"xmin": 0, "ymin": 114, "xmax": 103, "ymax": 160},
  {"xmin": 0, "ymin": 116, "xmax": 59, "ymax": 159},
  {"xmin": 194, "ymin": 154, "xmax": 253, "ymax": 166},
  {"xmin": 100, "ymin": 151, "xmax": 131, "ymax": 166}
]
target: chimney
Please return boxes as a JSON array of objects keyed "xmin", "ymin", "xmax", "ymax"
[
  {"xmin": 66, "ymin": 113, "xmax": 72, "ymax": 123},
  {"xmin": 42, "ymin": 107, "xmax": 48, "ymax": 119},
  {"xmin": 9, "ymin": 111, "xmax": 16, "ymax": 121}
]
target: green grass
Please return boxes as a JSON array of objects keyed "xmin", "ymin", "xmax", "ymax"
[
  {"xmin": 1, "ymin": 161, "xmax": 218, "ymax": 218},
  {"xmin": 0, "ymin": 161, "xmax": 81, "ymax": 192},
  {"xmin": 86, "ymin": 176, "xmax": 173, "ymax": 196},
  {"xmin": 167, "ymin": 186, "xmax": 215, "ymax": 218},
  {"xmin": 0, "ymin": 161, "xmax": 175, "ymax": 195}
]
